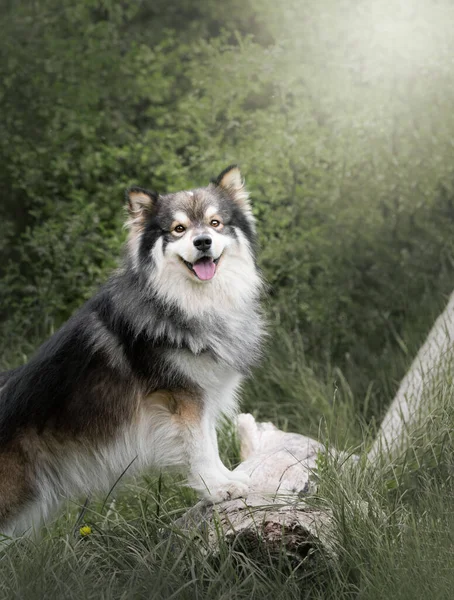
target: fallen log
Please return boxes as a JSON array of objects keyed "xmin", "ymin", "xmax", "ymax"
[
  {"xmin": 176, "ymin": 414, "xmax": 335, "ymax": 565},
  {"xmin": 368, "ymin": 291, "xmax": 454, "ymax": 462}
]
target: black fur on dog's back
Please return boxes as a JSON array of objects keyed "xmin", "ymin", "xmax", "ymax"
[
  {"xmin": 0, "ymin": 306, "xmax": 131, "ymax": 443},
  {"xmin": 0, "ymin": 278, "xmax": 197, "ymax": 446},
  {"xmin": 0, "ymin": 368, "xmax": 21, "ymax": 389}
]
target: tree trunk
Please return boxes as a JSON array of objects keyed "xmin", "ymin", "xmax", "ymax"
[{"xmin": 368, "ymin": 291, "xmax": 454, "ymax": 462}]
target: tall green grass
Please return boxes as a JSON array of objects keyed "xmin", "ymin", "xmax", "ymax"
[
  {"xmin": 1, "ymin": 418, "xmax": 452, "ymax": 600},
  {"xmin": 1, "ymin": 327, "xmax": 453, "ymax": 600}
]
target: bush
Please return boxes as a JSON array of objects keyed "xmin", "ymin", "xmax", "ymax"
[{"xmin": 2, "ymin": 0, "xmax": 454, "ymax": 419}]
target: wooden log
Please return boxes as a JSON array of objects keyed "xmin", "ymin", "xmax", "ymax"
[
  {"xmin": 368, "ymin": 291, "xmax": 454, "ymax": 462},
  {"xmin": 175, "ymin": 414, "xmax": 335, "ymax": 564}
]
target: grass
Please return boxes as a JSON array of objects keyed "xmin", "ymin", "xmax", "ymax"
[
  {"xmin": 1, "ymin": 422, "xmax": 453, "ymax": 600},
  {"xmin": 0, "ymin": 323, "xmax": 453, "ymax": 599}
]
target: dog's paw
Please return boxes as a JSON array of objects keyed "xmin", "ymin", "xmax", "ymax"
[{"xmin": 203, "ymin": 479, "xmax": 250, "ymax": 504}]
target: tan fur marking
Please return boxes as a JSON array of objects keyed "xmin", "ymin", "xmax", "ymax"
[
  {"xmin": 144, "ymin": 390, "xmax": 178, "ymax": 413},
  {"xmin": 129, "ymin": 191, "xmax": 150, "ymax": 203},
  {"xmin": 205, "ymin": 205, "xmax": 220, "ymax": 220},
  {"xmin": 0, "ymin": 447, "xmax": 31, "ymax": 527},
  {"xmin": 174, "ymin": 395, "xmax": 201, "ymax": 424},
  {"xmin": 171, "ymin": 211, "xmax": 191, "ymax": 232},
  {"xmin": 143, "ymin": 389, "xmax": 202, "ymax": 425},
  {"xmin": 205, "ymin": 212, "xmax": 224, "ymax": 231}
]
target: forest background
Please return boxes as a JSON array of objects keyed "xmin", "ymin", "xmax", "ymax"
[
  {"xmin": 3, "ymin": 0, "xmax": 454, "ymax": 440},
  {"xmin": 1, "ymin": 1, "xmax": 454, "ymax": 597}
]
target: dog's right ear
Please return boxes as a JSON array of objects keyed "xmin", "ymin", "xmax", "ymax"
[{"xmin": 125, "ymin": 187, "xmax": 158, "ymax": 227}]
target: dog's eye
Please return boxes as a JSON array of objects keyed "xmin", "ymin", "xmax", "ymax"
[
  {"xmin": 210, "ymin": 220, "xmax": 221, "ymax": 228},
  {"xmin": 174, "ymin": 225, "xmax": 186, "ymax": 234}
]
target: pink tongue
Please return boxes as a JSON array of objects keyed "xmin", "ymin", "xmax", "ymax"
[{"xmin": 193, "ymin": 257, "xmax": 216, "ymax": 280}]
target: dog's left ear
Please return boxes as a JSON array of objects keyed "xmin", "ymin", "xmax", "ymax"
[{"xmin": 213, "ymin": 165, "xmax": 251, "ymax": 214}]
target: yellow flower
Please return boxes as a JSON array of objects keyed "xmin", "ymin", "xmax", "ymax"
[{"xmin": 79, "ymin": 525, "xmax": 92, "ymax": 537}]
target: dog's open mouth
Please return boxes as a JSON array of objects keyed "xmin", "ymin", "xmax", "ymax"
[{"xmin": 182, "ymin": 255, "xmax": 221, "ymax": 281}]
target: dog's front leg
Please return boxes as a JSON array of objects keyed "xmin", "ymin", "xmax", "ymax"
[
  {"xmin": 207, "ymin": 420, "xmax": 251, "ymax": 485},
  {"xmin": 184, "ymin": 409, "xmax": 249, "ymax": 503}
]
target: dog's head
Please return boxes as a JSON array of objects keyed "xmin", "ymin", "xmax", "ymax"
[{"xmin": 125, "ymin": 166, "xmax": 261, "ymax": 313}]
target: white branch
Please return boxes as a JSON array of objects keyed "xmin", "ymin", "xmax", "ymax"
[{"xmin": 369, "ymin": 291, "xmax": 454, "ymax": 462}]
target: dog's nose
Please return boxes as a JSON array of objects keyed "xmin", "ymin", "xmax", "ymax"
[{"xmin": 193, "ymin": 235, "xmax": 212, "ymax": 252}]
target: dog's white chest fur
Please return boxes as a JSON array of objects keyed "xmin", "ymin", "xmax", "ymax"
[{"xmin": 171, "ymin": 349, "xmax": 243, "ymax": 417}]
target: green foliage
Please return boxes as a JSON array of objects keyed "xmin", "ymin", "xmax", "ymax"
[{"xmin": 2, "ymin": 0, "xmax": 454, "ymax": 417}]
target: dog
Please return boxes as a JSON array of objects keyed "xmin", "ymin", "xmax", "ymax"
[{"xmin": 0, "ymin": 165, "xmax": 264, "ymax": 537}]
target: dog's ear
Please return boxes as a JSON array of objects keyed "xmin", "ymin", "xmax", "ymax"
[
  {"xmin": 213, "ymin": 165, "xmax": 251, "ymax": 213},
  {"xmin": 125, "ymin": 187, "xmax": 158, "ymax": 227}
]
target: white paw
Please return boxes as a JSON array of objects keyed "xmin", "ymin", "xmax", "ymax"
[{"xmin": 203, "ymin": 479, "xmax": 250, "ymax": 504}]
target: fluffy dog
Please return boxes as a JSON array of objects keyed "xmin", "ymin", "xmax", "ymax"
[{"xmin": 0, "ymin": 165, "xmax": 264, "ymax": 537}]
